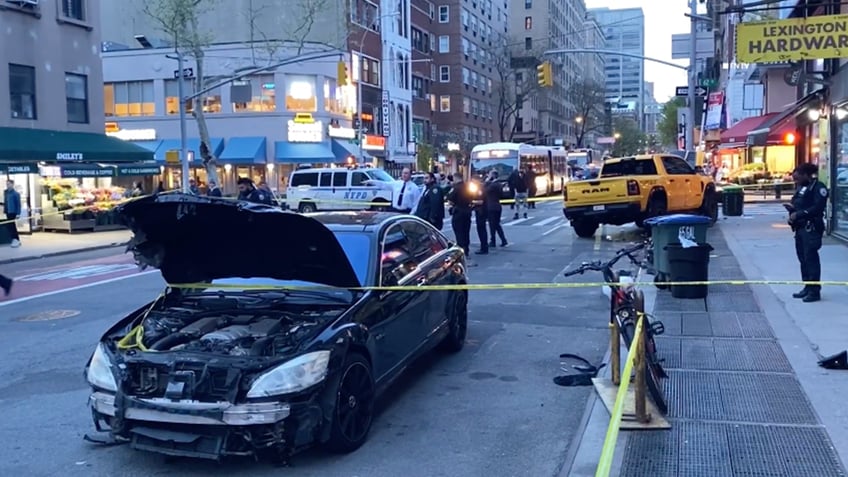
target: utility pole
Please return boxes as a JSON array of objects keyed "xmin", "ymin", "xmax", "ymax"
[
  {"xmin": 686, "ymin": 0, "xmax": 698, "ymax": 152},
  {"xmin": 177, "ymin": 44, "xmax": 190, "ymax": 193}
]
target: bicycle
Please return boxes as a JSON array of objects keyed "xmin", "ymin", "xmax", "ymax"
[{"xmin": 563, "ymin": 241, "xmax": 669, "ymax": 414}]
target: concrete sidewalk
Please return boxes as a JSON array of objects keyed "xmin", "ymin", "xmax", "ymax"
[
  {"xmin": 615, "ymin": 214, "xmax": 848, "ymax": 475},
  {"xmin": 0, "ymin": 229, "xmax": 130, "ymax": 264}
]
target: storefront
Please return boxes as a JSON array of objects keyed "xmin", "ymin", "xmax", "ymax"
[
  {"xmin": 0, "ymin": 126, "xmax": 154, "ymax": 235},
  {"xmin": 153, "ymin": 137, "xmax": 226, "ymax": 192},
  {"xmin": 715, "ymin": 115, "xmax": 772, "ymax": 179},
  {"xmin": 829, "ymin": 97, "xmax": 848, "ymax": 237}
]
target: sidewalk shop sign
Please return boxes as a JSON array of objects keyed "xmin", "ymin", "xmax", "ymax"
[{"xmin": 736, "ymin": 14, "xmax": 848, "ymax": 63}]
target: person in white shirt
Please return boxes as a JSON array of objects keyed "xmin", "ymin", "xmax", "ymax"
[{"xmin": 366, "ymin": 167, "xmax": 422, "ymax": 214}]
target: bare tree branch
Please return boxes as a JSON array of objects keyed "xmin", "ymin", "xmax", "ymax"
[{"xmin": 567, "ymin": 79, "xmax": 607, "ymax": 148}]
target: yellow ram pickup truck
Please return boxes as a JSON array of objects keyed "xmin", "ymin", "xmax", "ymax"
[{"xmin": 562, "ymin": 154, "xmax": 718, "ymax": 238}]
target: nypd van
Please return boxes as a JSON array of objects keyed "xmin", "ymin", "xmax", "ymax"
[{"xmin": 284, "ymin": 166, "xmax": 396, "ymax": 213}]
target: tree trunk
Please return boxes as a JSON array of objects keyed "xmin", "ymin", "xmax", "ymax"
[{"xmin": 191, "ymin": 49, "xmax": 219, "ymax": 186}]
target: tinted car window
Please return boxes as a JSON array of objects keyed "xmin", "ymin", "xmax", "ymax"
[
  {"xmin": 379, "ymin": 224, "xmax": 419, "ymax": 286},
  {"xmin": 662, "ymin": 156, "xmax": 695, "ymax": 175},
  {"xmin": 291, "ymin": 172, "xmax": 318, "ymax": 187},
  {"xmin": 332, "ymin": 172, "xmax": 348, "ymax": 187},
  {"xmin": 600, "ymin": 159, "xmax": 658, "ymax": 177},
  {"xmin": 319, "ymin": 173, "xmax": 332, "ymax": 187},
  {"xmin": 402, "ymin": 221, "xmax": 443, "ymax": 261},
  {"xmin": 352, "ymin": 171, "xmax": 370, "ymax": 186}
]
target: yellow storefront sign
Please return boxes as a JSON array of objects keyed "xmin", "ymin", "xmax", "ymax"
[{"xmin": 736, "ymin": 13, "xmax": 848, "ymax": 63}]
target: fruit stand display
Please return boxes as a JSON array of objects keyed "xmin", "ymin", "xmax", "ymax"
[{"xmin": 41, "ymin": 180, "xmax": 128, "ymax": 232}]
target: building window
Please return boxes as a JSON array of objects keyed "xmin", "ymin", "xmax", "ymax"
[
  {"xmin": 104, "ymin": 81, "xmax": 155, "ymax": 117},
  {"xmin": 525, "ymin": 16, "xmax": 532, "ymax": 29},
  {"xmin": 325, "ymin": 78, "xmax": 347, "ymax": 114},
  {"xmin": 438, "ymin": 35, "xmax": 450, "ymax": 53},
  {"xmin": 439, "ymin": 95, "xmax": 450, "ymax": 112},
  {"xmin": 439, "ymin": 65, "xmax": 450, "ymax": 83},
  {"xmin": 233, "ymin": 75, "xmax": 276, "ymax": 112},
  {"xmin": 354, "ymin": 53, "xmax": 381, "ymax": 86},
  {"xmin": 525, "ymin": 0, "xmax": 532, "ymax": 8},
  {"xmin": 164, "ymin": 79, "xmax": 195, "ymax": 115},
  {"xmin": 351, "ymin": 0, "xmax": 380, "ymax": 31},
  {"xmin": 463, "ymin": 97, "xmax": 470, "ymax": 114},
  {"xmin": 65, "ymin": 73, "xmax": 88, "ymax": 123},
  {"xmin": 61, "ymin": 0, "xmax": 85, "ymax": 21},
  {"xmin": 438, "ymin": 5, "xmax": 449, "ymax": 23},
  {"xmin": 9, "ymin": 64, "xmax": 36, "ymax": 120},
  {"xmin": 525, "ymin": 37, "xmax": 533, "ymax": 50},
  {"xmin": 286, "ymin": 75, "xmax": 318, "ymax": 112},
  {"xmin": 430, "ymin": 94, "xmax": 436, "ymax": 111}
]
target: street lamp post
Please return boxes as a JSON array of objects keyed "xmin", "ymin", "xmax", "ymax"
[{"xmin": 686, "ymin": 0, "xmax": 698, "ymax": 152}]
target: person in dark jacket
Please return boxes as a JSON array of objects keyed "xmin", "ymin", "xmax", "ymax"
[
  {"xmin": 0, "ymin": 273, "xmax": 11, "ymax": 296},
  {"xmin": 787, "ymin": 163, "xmax": 829, "ymax": 302},
  {"xmin": 473, "ymin": 178, "xmax": 489, "ymax": 255},
  {"xmin": 415, "ymin": 172, "xmax": 445, "ymax": 230},
  {"xmin": 446, "ymin": 172, "xmax": 474, "ymax": 256},
  {"xmin": 508, "ymin": 169, "xmax": 529, "ymax": 219},
  {"xmin": 485, "ymin": 171, "xmax": 508, "ymax": 247},
  {"xmin": 525, "ymin": 167, "xmax": 537, "ymax": 209},
  {"xmin": 4, "ymin": 180, "xmax": 22, "ymax": 248},
  {"xmin": 237, "ymin": 177, "xmax": 273, "ymax": 205},
  {"xmin": 207, "ymin": 180, "xmax": 223, "ymax": 197}
]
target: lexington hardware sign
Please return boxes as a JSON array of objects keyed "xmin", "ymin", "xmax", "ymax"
[{"xmin": 736, "ymin": 14, "xmax": 848, "ymax": 63}]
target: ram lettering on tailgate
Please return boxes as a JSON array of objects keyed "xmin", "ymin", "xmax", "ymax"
[{"xmin": 581, "ymin": 187, "xmax": 610, "ymax": 194}]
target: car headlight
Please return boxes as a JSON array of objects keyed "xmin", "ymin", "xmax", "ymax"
[
  {"xmin": 246, "ymin": 350, "xmax": 331, "ymax": 398},
  {"xmin": 467, "ymin": 181, "xmax": 479, "ymax": 194},
  {"xmin": 86, "ymin": 343, "xmax": 117, "ymax": 392}
]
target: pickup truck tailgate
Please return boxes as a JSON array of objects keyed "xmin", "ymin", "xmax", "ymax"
[{"xmin": 565, "ymin": 178, "xmax": 632, "ymax": 206}]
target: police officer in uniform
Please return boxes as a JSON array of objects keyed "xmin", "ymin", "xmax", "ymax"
[
  {"xmin": 237, "ymin": 177, "xmax": 273, "ymax": 205},
  {"xmin": 446, "ymin": 172, "xmax": 474, "ymax": 256},
  {"xmin": 787, "ymin": 162, "xmax": 828, "ymax": 302}
]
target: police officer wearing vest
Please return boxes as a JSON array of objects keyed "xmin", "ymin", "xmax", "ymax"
[
  {"xmin": 446, "ymin": 172, "xmax": 474, "ymax": 256},
  {"xmin": 787, "ymin": 162, "xmax": 828, "ymax": 302}
]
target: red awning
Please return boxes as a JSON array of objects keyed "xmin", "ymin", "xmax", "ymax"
[{"xmin": 719, "ymin": 114, "xmax": 776, "ymax": 147}]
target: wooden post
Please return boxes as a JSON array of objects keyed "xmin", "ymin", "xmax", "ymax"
[
  {"xmin": 633, "ymin": 314, "xmax": 650, "ymax": 423},
  {"xmin": 610, "ymin": 321, "xmax": 621, "ymax": 386}
]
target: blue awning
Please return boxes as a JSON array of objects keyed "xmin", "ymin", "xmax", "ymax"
[
  {"xmin": 131, "ymin": 140, "xmax": 162, "ymax": 152},
  {"xmin": 274, "ymin": 141, "xmax": 335, "ymax": 163},
  {"xmin": 154, "ymin": 137, "xmax": 225, "ymax": 162},
  {"xmin": 218, "ymin": 136, "xmax": 267, "ymax": 164},
  {"xmin": 331, "ymin": 139, "xmax": 372, "ymax": 162}
]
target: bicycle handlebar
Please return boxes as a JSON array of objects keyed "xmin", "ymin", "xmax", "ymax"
[{"xmin": 562, "ymin": 241, "xmax": 648, "ymax": 278}]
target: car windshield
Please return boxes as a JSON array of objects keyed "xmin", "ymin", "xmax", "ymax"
[{"xmin": 367, "ymin": 169, "xmax": 396, "ymax": 182}]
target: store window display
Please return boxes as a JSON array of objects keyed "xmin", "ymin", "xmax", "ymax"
[{"xmin": 833, "ymin": 116, "xmax": 848, "ymax": 235}]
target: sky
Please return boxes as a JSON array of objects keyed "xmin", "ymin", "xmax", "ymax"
[{"xmin": 585, "ymin": 0, "xmax": 690, "ymax": 104}]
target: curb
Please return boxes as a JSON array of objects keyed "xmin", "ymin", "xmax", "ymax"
[{"xmin": 0, "ymin": 242, "xmax": 127, "ymax": 265}]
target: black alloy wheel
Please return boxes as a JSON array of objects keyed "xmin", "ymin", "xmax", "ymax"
[
  {"xmin": 325, "ymin": 353, "xmax": 375, "ymax": 453},
  {"xmin": 441, "ymin": 291, "xmax": 468, "ymax": 352}
]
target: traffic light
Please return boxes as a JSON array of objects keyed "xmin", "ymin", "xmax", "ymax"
[
  {"xmin": 337, "ymin": 60, "xmax": 349, "ymax": 86},
  {"xmin": 536, "ymin": 61, "xmax": 553, "ymax": 88}
]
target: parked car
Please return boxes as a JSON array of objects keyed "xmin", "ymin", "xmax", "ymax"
[{"xmin": 84, "ymin": 193, "xmax": 469, "ymax": 462}]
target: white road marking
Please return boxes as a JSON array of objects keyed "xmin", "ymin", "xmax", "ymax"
[
  {"xmin": 542, "ymin": 224, "xmax": 566, "ymax": 236},
  {"xmin": 533, "ymin": 216, "xmax": 561, "ymax": 227},
  {"xmin": 504, "ymin": 217, "xmax": 533, "ymax": 226},
  {"xmin": 17, "ymin": 264, "xmax": 138, "ymax": 281},
  {"xmin": 0, "ymin": 270, "xmax": 159, "ymax": 308}
]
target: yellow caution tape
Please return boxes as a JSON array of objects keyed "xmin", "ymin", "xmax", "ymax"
[{"xmin": 164, "ymin": 279, "xmax": 845, "ymax": 292}]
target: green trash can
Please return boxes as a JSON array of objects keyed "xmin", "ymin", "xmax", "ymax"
[
  {"xmin": 721, "ymin": 185, "xmax": 744, "ymax": 216},
  {"xmin": 644, "ymin": 214, "xmax": 712, "ymax": 290}
]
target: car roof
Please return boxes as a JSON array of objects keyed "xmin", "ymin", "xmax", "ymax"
[
  {"xmin": 305, "ymin": 210, "xmax": 404, "ymax": 232},
  {"xmin": 292, "ymin": 167, "xmax": 378, "ymax": 173}
]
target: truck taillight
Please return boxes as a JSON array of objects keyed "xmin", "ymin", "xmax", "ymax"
[{"xmin": 626, "ymin": 180, "xmax": 640, "ymax": 196}]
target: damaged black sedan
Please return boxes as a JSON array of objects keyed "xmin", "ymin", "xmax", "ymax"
[{"xmin": 84, "ymin": 193, "xmax": 468, "ymax": 462}]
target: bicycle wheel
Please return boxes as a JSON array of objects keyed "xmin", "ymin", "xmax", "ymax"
[{"xmin": 632, "ymin": 292, "xmax": 668, "ymax": 414}]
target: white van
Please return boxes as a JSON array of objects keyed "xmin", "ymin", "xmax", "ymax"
[{"xmin": 285, "ymin": 167, "xmax": 397, "ymax": 213}]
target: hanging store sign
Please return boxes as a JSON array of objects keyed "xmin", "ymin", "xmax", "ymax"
[
  {"xmin": 287, "ymin": 120, "xmax": 323, "ymax": 142},
  {"xmin": 736, "ymin": 14, "xmax": 848, "ymax": 63},
  {"xmin": 362, "ymin": 134, "xmax": 386, "ymax": 151},
  {"xmin": 0, "ymin": 163, "xmax": 37, "ymax": 174},
  {"xmin": 381, "ymin": 90, "xmax": 390, "ymax": 138},
  {"xmin": 328, "ymin": 125, "xmax": 356, "ymax": 139},
  {"xmin": 106, "ymin": 128, "xmax": 157, "ymax": 141},
  {"xmin": 60, "ymin": 166, "xmax": 115, "ymax": 178}
]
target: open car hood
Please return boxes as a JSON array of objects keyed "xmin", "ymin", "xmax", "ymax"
[{"xmin": 117, "ymin": 193, "xmax": 361, "ymax": 288}]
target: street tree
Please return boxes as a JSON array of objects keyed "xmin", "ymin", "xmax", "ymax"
[
  {"xmin": 611, "ymin": 117, "xmax": 646, "ymax": 157},
  {"xmin": 243, "ymin": 0, "xmax": 336, "ymax": 60},
  {"xmin": 490, "ymin": 34, "xmax": 546, "ymax": 142},
  {"xmin": 658, "ymin": 97, "xmax": 685, "ymax": 147},
  {"xmin": 569, "ymin": 79, "xmax": 606, "ymax": 148},
  {"xmin": 416, "ymin": 142, "xmax": 435, "ymax": 173}
]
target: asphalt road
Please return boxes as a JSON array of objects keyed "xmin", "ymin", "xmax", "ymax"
[{"xmin": 0, "ymin": 200, "xmax": 648, "ymax": 477}]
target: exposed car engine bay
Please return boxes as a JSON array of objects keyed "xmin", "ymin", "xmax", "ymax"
[{"xmin": 118, "ymin": 305, "xmax": 343, "ymax": 358}]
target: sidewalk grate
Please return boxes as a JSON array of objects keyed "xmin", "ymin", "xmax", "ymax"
[
  {"xmin": 654, "ymin": 337, "xmax": 681, "ymax": 369},
  {"xmin": 712, "ymin": 339, "xmax": 793, "ymax": 373},
  {"xmin": 727, "ymin": 425, "xmax": 846, "ymax": 476},
  {"xmin": 680, "ymin": 338, "xmax": 718, "ymax": 368},
  {"xmin": 681, "ymin": 313, "xmax": 714, "ymax": 336},
  {"xmin": 707, "ymin": 291, "xmax": 762, "ymax": 313},
  {"xmin": 620, "ymin": 422, "xmax": 846, "ymax": 477},
  {"xmin": 658, "ymin": 312, "xmax": 775, "ymax": 339},
  {"xmin": 719, "ymin": 373, "xmax": 819, "ymax": 425},
  {"xmin": 667, "ymin": 371, "xmax": 724, "ymax": 421},
  {"xmin": 654, "ymin": 293, "xmax": 707, "ymax": 312},
  {"xmin": 737, "ymin": 312, "xmax": 776, "ymax": 338}
]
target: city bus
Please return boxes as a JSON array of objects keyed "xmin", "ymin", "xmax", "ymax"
[
  {"xmin": 567, "ymin": 148, "xmax": 600, "ymax": 168},
  {"xmin": 469, "ymin": 142, "xmax": 570, "ymax": 196}
]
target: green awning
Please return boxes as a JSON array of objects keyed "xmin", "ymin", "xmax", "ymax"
[
  {"xmin": 0, "ymin": 127, "xmax": 154, "ymax": 163},
  {"xmin": 0, "ymin": 163, "xmax": 38, "ymax": 174},
  {"xmin": 116, "ymin": 163, "xmax": 161, "ymax": 176}
]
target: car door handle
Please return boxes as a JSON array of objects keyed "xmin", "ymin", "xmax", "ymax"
[
  {"xmin": 684, "ymin": 179, "xmax": 691, "ymax": 182},
  {"xmin": 668, "ymin": 179, "xmax": 675, "ymax": 182}
]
